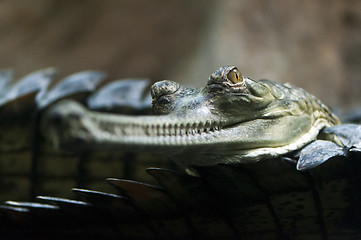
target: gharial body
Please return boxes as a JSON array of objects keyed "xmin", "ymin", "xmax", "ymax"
[{"xmin": 43, "ymin": 66, "xmax": 340, "ymax": 167}]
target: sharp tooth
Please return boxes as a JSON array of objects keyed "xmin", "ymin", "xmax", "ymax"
[
  {"xmin": 172, "ymin": 124, "xmax": 176, "ymax": 136},
  {"xmin": 180, "ymin": 127, "xmax": 185, "ymax": 136},
  {"xmin": 173, "ymin": 124, "xmax": 177, "ymax": 136},
  {"xmin": 192, "ymin": 123, "xmax": 198, "ymax": 135},
  {"xmin": 154, "ymin": 125, "xmax": 158, "ymax": 135},
  {"xmin": 145, "ymin": 125, "xmax": 150, "ymax": 136},
  {"xmin": 167, "ymin": 124, "xmax": 172, "ymax": 136},
  {"xmin": 162, "ymin": 124, "xmax": 167, "ymax": 136},
  {"xmin": 185, "ymin": 123, "xmax": 191, "ymax": 136},
  {"xmin": 156, "ymin": 125, "xmax": 161, "ymax": 136}
]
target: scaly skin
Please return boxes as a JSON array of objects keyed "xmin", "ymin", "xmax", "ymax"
[{"xmin": 42, "ymin": 66, "xmax": 340, "ymax": 165}]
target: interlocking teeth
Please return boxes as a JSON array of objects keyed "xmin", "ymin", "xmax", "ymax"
[
  {"xmin": 100, "ymin": 120, "xmax": 222, "ymax": 137},
  {"xmin": 183, "ymin": 121, "xmax": 220, "ymax": 136}
]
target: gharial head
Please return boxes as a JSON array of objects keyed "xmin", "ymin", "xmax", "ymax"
[
  {"xmin": 42, "ymin": 66, "xmax": 337, "ymax": 165},
  {"xmin": 150, "ymin": 66, "xmax": 275, "ymax": 123}
]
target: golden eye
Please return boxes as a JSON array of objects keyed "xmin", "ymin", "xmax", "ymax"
[{"xmin": 227, "ymin": 68, "xmax": 243, "ymax": 84}]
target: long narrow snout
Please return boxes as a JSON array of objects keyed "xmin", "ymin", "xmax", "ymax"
[{"xmin": 41, "ymin": 100, "xmax": 225, "ymax": 154}]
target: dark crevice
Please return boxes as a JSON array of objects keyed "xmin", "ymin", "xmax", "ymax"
[
  {"xmin": 110, "ymin": 187, "xmax": 162, "ymax": 239},
  {"xmin": 195, "ymin": 166, "xmax": 244, "ymax": 240},
  {"xmin": 149, "ymin": 170, "xmax": 206, "ymax": 239},
  {"xmin": 76, "ymin": 153, "xmax": 88, "ymax": 188},
  {"xmin": 302, "ymin": 172, "xmax": 328, "ymax": 240},
  {"xmin": 241, "ymin": 166, "xmax": 285, "ymax": 239},
  {"xmin": 30, "ymin": 110, "xmax": 42, "ymax": 201},
  {"xmin": 122, "ymin": 152, "xmax": 136, "ymax": 180}
]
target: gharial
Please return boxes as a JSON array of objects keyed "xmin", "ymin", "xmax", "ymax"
[
  {"xmin": 43, "ymin": 66, "xmax": 342, "ymax": 168},
  {"xmin": 0, "ymin": 66, "xmax": 361, "ymax": 240}
]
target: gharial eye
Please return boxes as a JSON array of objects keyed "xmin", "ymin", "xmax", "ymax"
[{"xmin": 227, "ymin": 68, "xmax": 243, "ymax": 84}]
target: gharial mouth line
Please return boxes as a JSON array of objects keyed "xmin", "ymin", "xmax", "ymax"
[{"xmin": 95, "ymin": 119, "xmax": 224, "ymax": 138}]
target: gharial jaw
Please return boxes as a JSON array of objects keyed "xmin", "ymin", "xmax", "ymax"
[
  {"xmin": 42, "ymin": 99, "xmax": 223, "ymax": 152},
  {"xmin": 42, "ymin": 100, "xmax": 334, "ymax": 166},
  {"xmin": 41, "ymin": 66, "xmax": 340, "ymax": 166}
]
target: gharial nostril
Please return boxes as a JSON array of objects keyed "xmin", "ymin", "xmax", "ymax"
[{"xmin": 150, "ymin": 80, "xmax": 180, "ymax": 99}]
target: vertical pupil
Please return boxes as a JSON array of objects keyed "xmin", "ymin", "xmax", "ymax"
[
  {"xmin": 232, "ymin": 69, "xmax": 239, "ymax": 82},
  {"xmin": 227, "ymin": 69, "xmax": 241, "ymax": 83}
]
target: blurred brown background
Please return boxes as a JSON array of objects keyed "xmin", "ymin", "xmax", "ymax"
[{"xmin": 0, "ymin": 0, "xmax": 360, "ymax": 108}]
